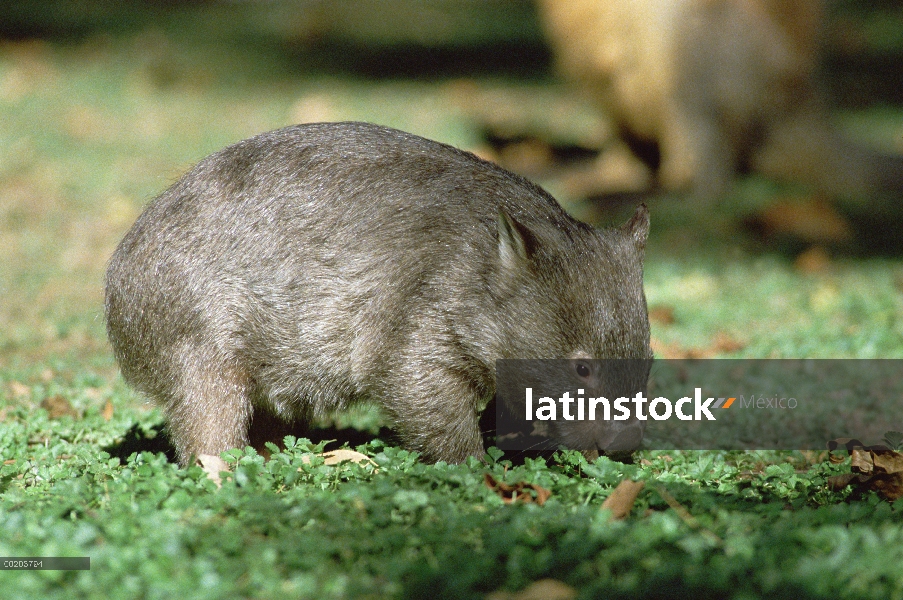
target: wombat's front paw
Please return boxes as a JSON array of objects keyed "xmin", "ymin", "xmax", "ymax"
[{"xmin": 421, "ymin": 438, "xmax": 486, "ymax": 465}]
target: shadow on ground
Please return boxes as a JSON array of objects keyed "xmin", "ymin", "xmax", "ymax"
[{"xmin": 103, "ymin": 421, "xmax": 404, "ymax": 464}]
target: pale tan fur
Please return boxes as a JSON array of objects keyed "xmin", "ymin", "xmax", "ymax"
[{"xmin": 539, "ymin": 0, "xmax": 901, "ymax": 199}]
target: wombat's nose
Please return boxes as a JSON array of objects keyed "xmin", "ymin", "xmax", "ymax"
[{"xmin": 601, "ymin": 426, "xmax": 643, "ymax": 453}]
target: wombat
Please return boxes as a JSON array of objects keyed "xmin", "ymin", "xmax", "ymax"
[
  {"xmin": 538, "ymin": 0, "xmax": 903, "ymax": 199},
  {"xmin": 104, "ymin": 122, "xmax": 651, "ymax": 466}
]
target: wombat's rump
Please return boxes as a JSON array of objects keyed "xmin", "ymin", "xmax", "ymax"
[{"xmin": 105, "ymin": 122, "xmax": 651, "ymax": 465}]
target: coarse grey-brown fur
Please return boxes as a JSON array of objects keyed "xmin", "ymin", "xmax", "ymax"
[{"xmin": 105, "ymin": 121, "xmax": 651, "ymax": 465}]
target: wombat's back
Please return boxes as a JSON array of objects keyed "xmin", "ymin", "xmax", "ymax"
[{"xmin": 105, "ymin": 122, "xmax": 585, "ymax": 418}]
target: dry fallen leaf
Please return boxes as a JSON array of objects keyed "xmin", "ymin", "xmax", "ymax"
[
  {"xmin": 746, "ymin": 196, "xmax": 853, "ymax": 245},
  {"xmin": 650, "ymin": 337, "xmax": 699, "ymax": 359},
  {"xmin": 102, "ymin": 400, "xmax": 114, "ymax": 421},
  {"xmin": 849, "ymin": 447, "xmax": 903, "ymax": 500},
  {"xmin": 299, "ymin": 449, "xmax": 378, "ymax": 472},
  {"xmin": 601, "ymin": 479, "xmax": 645, "ymax": 520},
  {"xmin": 648, "ymin": 305, "xmax": 676, "ymax": 326},
  {"xmin": 484, "ymin": 473, "xmax": 552, "ymax": 506},
  {"xmin": 486, "ymin": 579, "xmax": 577, "ymax": 600},
  {"xmin": 826, "ymin": 472, "xmax": 860, "ymax": 490},
  {"xmin": 828, "ymin": 452, "xmax": 848, "ymax": 465},
  {"xmin": 320, "ymin": 449, "xmax": 376, "ymax": 466},
  {"xmin": 299, "ymin": 449, "xmax": 376, "ymax": 466},
  {"xmin": 199, "ymin": 448, "xmax": 377, "ymax": 487},
  {"xmin": 650, "ymin": 331, "xmax": 744, "ymax": 359},
  {"xmin": 197, "ymin": 454, "xmax": 230, "ymax": 488},
  {"xmin": 712, "ymin": 332, "xmax": 745, "ymax": 354},
  {"xmin": 40, "ymin": 395, "xmax": 78, "ymax": 419},
  {"xmin": 869, "ymin": 449, "xmax": 903, "ymax": 474},
  {"xmin": 826, "ymin": 440, "xmax": 903, "ymax": 501}
]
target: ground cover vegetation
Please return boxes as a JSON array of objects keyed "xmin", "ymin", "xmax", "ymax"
[{"xmin": 1, "ymin": 1, "xmax": 902, "ymax": 597}]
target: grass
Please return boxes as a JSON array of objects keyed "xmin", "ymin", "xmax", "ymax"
[{"xmin": 1, "ymin": 1, "xmax": 903, "ymax": 598}]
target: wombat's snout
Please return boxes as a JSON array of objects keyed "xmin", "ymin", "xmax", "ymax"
[
  {"xmin": 575, "ymin": 422, "xmax": 644, "ymax": 463},
  {"xmin": 600, "ymin": 423, "xmax": 644, "ymax": 452},
  {"xmin": 551, "ymin": 415, "xmax": 645, "ymax": 456}
]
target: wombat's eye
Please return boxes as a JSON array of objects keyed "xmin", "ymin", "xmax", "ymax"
[{"xmin": 575, "ymin": 362, "xmax": 591, "ymax": 378}]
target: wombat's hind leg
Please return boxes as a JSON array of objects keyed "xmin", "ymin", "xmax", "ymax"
[{"xmin": 163, "ymin": 355, "xmax": 254, "ymax": 467}]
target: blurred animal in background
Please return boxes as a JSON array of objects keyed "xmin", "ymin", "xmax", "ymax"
[{"xmin": 537, "ymin": 0, "xmax": 903, "ymax": 201}]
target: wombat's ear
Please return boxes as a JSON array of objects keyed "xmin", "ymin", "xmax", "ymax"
[
  {"xmin": 498, "ymin": 209, "xmax": 536, "ymax": 266},
  {"xmin": 620, "ymin": 203, "xmax": 649, "ymax": 254}
]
